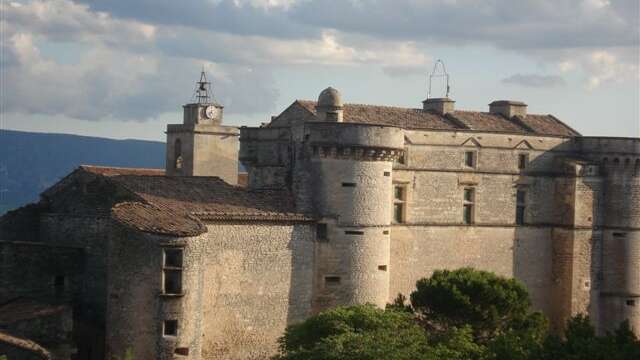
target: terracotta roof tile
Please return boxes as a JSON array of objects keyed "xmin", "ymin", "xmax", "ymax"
[
  {"xmin": 291, "ymin": 100, "xmax": 579, "ymax": 136},
  {"xmin": 105, "ymin": 174, "xmax": 312, "ymax": 236},
  {"xmin": 0, "ymin": 298, "xmax": 67, "ymax": 324},
  {"xmin": 79, "ymin": 165, "xmax": 165, "ymax": 176}
]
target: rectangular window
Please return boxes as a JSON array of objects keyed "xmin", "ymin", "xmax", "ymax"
[
  {"xmin": 395, "ymin": 150, "xmax": 406, "ymax": 165},
  {"xmin": 54, "ymin": 275, "xmax": 65, "ymax": 296},
  {"xmin": 342, "ymin": 182, "xmax": 356, "ymax": 187},
  {"xmin": 316, "ymin": 223, "xmax": 328, "ymax": 242},
  {"xmin": 463, "ymin": 188, "xmax": 475, "ymax": 224},
  {"xmin": 378, "ymin": 265, "xmax": 388, "ymax": 271},
  {"xmin": 344, "ymin": 230, "xmax": 364, "ymax": 235},
  {"xmin": 163, "ymin": 248, "xmax": 183, "ymax": 295},
  {"xmin": 518, "ymin": 154, "xmax": 529, "ymax": 170},
  {"xmin": 516, "ymin": 190, "xmax": 526, "ymax": 225},
  {"xmin": 627, "ymin": 299, "xmax": 636, "ymax": 306},
  {"xmin": 383, "ymin": 171, "xmax": 391, "ymax": 177},
  {"xmin": 325, "ymin": 276, "xmax": 341, "ymax": 285},
  {"xmin": 164, "ymin": 320, "xmax": 178, "ymax": 336},
  {"xmin": 393, "ymin": 185, "xmax": 406, "ymax": 224},
  {"xmin": 464, "ymin": 151, "xmax": 476, "ymax": 168}
]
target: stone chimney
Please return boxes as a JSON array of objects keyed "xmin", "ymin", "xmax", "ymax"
[
  {"xmin": 422, "ymin": 98, "xmax": 455, "ymax": 115},
  {"xmin": 489, "ymin": 100, "xmax": 527, "ymax": 118}
]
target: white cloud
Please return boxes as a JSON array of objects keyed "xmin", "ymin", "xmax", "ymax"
[
  {"xmin": 502, "ymin": 74, "xmax": 566, "ymax": 88},
  {"xmin": 1, "ymin": 0, "xmax": 637, "ymax": 121}
]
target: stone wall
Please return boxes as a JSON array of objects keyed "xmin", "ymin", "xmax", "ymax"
[
  {"xmin": 389, "ymin": 226, "xmax": 554, "ymax": 314},
  {"xmin": 200, "ymin": 222, "xmax": 315, "ymax": 360},
  {"xmin": 388, "ymin": 130, "xmax": 573, "ymax": 323}
]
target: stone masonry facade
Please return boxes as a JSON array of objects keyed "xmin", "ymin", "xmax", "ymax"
[{"xmin": 0, "ymin": 83, "xmax": 639, "ymax": 359}]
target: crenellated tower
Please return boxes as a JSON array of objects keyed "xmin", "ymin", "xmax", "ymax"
[{"xmin": 305, "ymin": 120, "xmax": 404, "ymax": 310}]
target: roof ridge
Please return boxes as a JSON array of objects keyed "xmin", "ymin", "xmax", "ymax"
[{"xmin": 79, "ymin": 164, "xmax": 164, "ymax": 171}]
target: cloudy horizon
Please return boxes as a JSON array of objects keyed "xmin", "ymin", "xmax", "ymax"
[{"xmin": 1, "ymin": 0, "xmax": 638, "ymax": 140}]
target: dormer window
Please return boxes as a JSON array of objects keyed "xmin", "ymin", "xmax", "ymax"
[
  {"xmin": 464, "ymin": 151, "xmax": 476, "ymax": 168},
  {"xmin": 518, "ymin": 154, "xmax": 529, "ymax": 170}
]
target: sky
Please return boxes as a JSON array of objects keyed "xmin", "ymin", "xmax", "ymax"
[{"xmin": 1, "ymin": 0, "xmax": 638, "ymax": 141}]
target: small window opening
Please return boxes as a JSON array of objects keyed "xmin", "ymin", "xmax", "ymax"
[
  {"xmin": 164, "ymin": 249, "xmax": 183, "ymax": 268},
  {"xmin": 613, "ymin": 232, "xmax": 627, "ymax": 238},
  {"xmin": 516, "ymin": 190, "xmax": 526, "ymax": 225},
  {"xmin": 395, "ymin": 151, "xmax": 406, "ymax": 165},
  {"xmin": 175, "ymin": 348, "xmax": 190, "ymax": 356},
  {"xmin": 518, "ymin": 154, "xmax": 529, "ymax": 170},
  {"xmin": 164, "ymin": 320, "xmax": 178, "ymax": 336},
  {"xmin": 463, "ymin": 188, "xmax": 475, "ymax": 224},
  {"xmin": 163, "ymin": 248, "xmax": 183, "ymax": 295},
  {"xmin": 464, "ymin": 151, "xmax": 476, "ymax": 168},
  {"xmin": 383, "ymin": 171, "xmax": 391, "ymax": 177},
  {"xmin": 342, "ymin": 182, "xmax": 356, "ymax": 187},
  {"xmin": 174, "ymin": 139, "xmax": 183, "ymax": 170},
  {"xmin": 626, "ymin": 299, "xmax": 636, "ymax": 306},
  {"xmin": 345, "ymin": 230, "xmax": 364, "ymax": 235},
  {"xmin": 393, "ymin": 185, "xmax": 407, "ymax": 224},
  {"xmin": 383, "ymin": 230, "xmax": 390, "ymax": 235},
  {"xmin": 54, "ymin": 275, "xmax": 65, "ymax": 296},
  {"xmin": 316, "ymin": 223, "xmax": 328, "ymax": 242},
  {"xmin": 378, "ymin": 265, "xmax": 387, "ymax": 271},
  {"xmin": 325, "ymin": 276, "xmax": 341, "ymax": 285}
]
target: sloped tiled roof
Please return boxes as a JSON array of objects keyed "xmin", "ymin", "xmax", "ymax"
[
  {"xmin": 290, "ymin": 100, "xmax": 579, "ymax": 137},
  {"xmin": 0, "ymin": 298, "xmax": 68, "ymax": 325},
  {"xmin": 79, "ymin": 165, "xmax": 165, "ymax": 176},
  {"xmin": 69, "ymin": 167, "xmax": 312, "ymax": 236}
]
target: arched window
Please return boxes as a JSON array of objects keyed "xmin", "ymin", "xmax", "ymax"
[{"xmin": 174, "ymin": 139, "xmax": 183, "ymax": 170}]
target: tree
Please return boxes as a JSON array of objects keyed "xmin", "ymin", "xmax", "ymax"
[
  {"xmin": 274, "ymin": 305, "xmax": 430, "ymax": 360},
  {"xmin": 410, "ymin": 267, "xmax": 544, "ymax": 344},
  {"xmin": 535, "ymin": 315, "xmax": 640, "ymax": 360}
]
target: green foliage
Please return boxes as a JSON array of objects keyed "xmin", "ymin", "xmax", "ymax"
[
  {"xmin": 276, "ymin": 268, "xmax": 640, "ymax": 360},
  {"xmin": 123, "ymin": 348, "xmax": 134, "ymax": 360},
  {"xmin": 275, "ymin": 305, "xmax": 429, "ymax": 360},
  {"xmin": 111, "ymin": 348, "xmax": 134, "ymax": 360},
  {"xmin": 535, "ymin": 315, "xmax": 640, "ymax": 360},
  {"xmin": 0, "ymin": 355, "xmax": 7, "ymax": 360},
  {"xmin": 425, "ymin": 326, "xmax": 488, "ymax": 360},
  {"xmin": 410, "ymin": 267, "xmax": 535, "ymax": 342}
]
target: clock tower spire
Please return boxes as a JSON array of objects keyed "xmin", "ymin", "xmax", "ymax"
[{"xmin": 165, "ymin": 69, "xmax": 239, "ymax": 183}]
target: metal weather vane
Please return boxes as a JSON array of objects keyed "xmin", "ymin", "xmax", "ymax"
[{"xmin": 427, "ymin": 59, "xmax": 451, "ymax": 99}]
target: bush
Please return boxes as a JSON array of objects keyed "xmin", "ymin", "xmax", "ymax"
[{"xmin": 275, "ymin": 305, "xmax": 429, "ymax": 360}]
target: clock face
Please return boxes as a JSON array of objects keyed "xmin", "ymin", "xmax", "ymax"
[{"xmin": 204, "ymin": 105, "xmax": 218, "ymax": 119}]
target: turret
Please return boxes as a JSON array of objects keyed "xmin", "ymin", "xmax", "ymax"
[
  {"xmin": 305, "ymin": 89, "xmax": 404, "ymax": 309},
  {"xmin": 315, "ymin": 87, "xmax": 344, "ymax": 122}
]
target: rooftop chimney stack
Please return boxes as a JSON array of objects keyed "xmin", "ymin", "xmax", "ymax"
[
  {"xmin": 422, "ymin": 97, "xmax": 455, "ymax": 115},
  {"xmin": 489, "ymin": 100, "xmax": 527, "ymax": 118}
]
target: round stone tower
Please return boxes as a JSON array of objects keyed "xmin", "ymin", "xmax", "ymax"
[
  {"xmin": 305, "ymin": 93, "xmax": 404, "ymax": 310},
  {"xmin": 578, "ymin": 137, "xmax": 640, "ymax": 334}
]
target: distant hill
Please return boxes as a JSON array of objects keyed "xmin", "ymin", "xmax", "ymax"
[{"xmin": 0, "ymin": 130, "xmax": 165, "ymax": 214}]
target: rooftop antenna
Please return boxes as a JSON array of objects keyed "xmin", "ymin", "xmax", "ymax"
[
  {"xmin": 193, "ymin": 66, "xmax": 213, "ymax": 104},
  {"xmin": 427, "ymin": 59, "xmax": 450, "ymax": 99}
]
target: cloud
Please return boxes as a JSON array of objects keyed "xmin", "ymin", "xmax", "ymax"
[
  {"xmin": 502, "ymin": 74, "xmax": 566, "ymax": 88},
  {"xmin": 2, "ymin": 0, "xmax": 638, "ymax": 122},
  {"xmin": 1, "ymin": 0, "xmax": 280, "ymax": 120}
]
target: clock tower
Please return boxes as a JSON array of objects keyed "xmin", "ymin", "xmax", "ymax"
[{"xmin": 165, "ymin": 70, "xmax": 239, "ymax": 184}]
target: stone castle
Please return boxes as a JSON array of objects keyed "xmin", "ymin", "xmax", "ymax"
[{"xmin": 0, "ymin": 75, "xmax": 639, "ymax": 359}]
